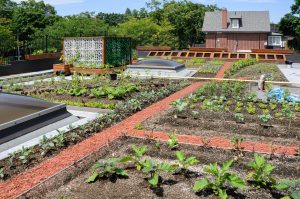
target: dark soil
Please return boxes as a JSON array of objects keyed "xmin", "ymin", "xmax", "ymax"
[
  {"xmin": 142, "ymin": 109, "xmax": 300, "ymax": 146},
  {"xmin": 19, "ymin": 137, "xmax": 299, "ymax": 199}
]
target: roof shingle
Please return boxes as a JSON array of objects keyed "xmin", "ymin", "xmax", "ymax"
[{"xmin": 202, "ymin": 11, "xmax": 271, "ymax": 32}]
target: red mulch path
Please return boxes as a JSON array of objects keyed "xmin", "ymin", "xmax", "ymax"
[
  {"xmin": 128, "ymin": 129, "xmax": 299, "ymax": 156},
  {"xmin": 215, "ymin": 62, "xmax": 233, "ymax": 78},
  {"xmin": 2, "ymin": 63, "xmax": 299, "ymax": 198},
  {"xmin": 0, "ymin": 82, "xmax": 204, "ymax": 199}
]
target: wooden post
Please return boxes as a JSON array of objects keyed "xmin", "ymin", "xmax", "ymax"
[{"xmin": 102, "ymin": 36, "xmax": 106, "ymax": 65}]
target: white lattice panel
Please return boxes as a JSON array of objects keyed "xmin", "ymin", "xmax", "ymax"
[{"xmin": 64, "ymin": 37, "xmax": 103, "ymax": 67}]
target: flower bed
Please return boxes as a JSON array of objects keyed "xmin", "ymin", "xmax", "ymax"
[{"xmin": 21, "ymin": 137, "xmax": 299, "ymax": 199}]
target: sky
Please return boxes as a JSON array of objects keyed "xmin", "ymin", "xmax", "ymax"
[{"xmin": 14, "ymin": 0, "xmax": 295, "ymax": 23}]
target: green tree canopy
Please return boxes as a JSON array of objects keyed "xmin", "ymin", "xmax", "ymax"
[
  {"xmin": 34, "ymin": 14, "xmax": 109, "ymax": 38},
  {"xmin": 12, "ymin": 0, "xmax": 58, "ymax": 40},
  {"xmin": 279, "ymin": 0, "xmax": 300, "ymax": 50},
  {"xmin": 113, "ymin": 17, "xmax": 178, "ymax": 48}
]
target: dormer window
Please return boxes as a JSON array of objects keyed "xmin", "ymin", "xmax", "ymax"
[{"xmin": 231, "ymin": 19, "xmax": 239, "ymax": 29}]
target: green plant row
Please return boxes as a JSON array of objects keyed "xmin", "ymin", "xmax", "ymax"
[
  {"xmin": 86, "ymin": 141, "xmax": 300, "ymax": 199},
  {"xmin": 0, "ymin": 81, "xmax": 188, "ymax": 181},
  {"xmin": 224, "ymin": 59, "xmax": 257, "ymax": 78}
]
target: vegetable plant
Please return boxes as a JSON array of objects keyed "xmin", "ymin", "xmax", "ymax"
[
  {"xmin": 171, "ymin": 99, "xmax": 188, "ymax": 118},
  {"xmin": 134, "ymin": 123, "xmax": 144, "ymax": 130},
  {"xmin": 258, "ymin": 114, "xmax": 272, "ymax": 125},
  {"xmin": 141, "ymin": 159, "xmax": 177, "ymax": 187},
  {"xmin": 175, "ymin": 151, "xmax": 199, "ymax": 173},
  {"xmin": 234, "ymin": 113, "xmax": 245, "ymax": 123},
  {"xmin": 86, "ymin": 157, "xmax": 128, "ymax": 183},
  {"xmin": 274, "ymin": 178, "xmax": 300, "ymax": 199},
  {"xmin": 0, "ymin": 167, "xmax": 4, "ymax": 179},
  {"xmin": 120, "ymin": 145, "xmax": 148, "ymax": 171},
  {"xmin": 39, "ymin": 135, "xmax": 55, "ymax": 156},
  {"xmin": 247, "ymin": 154, "xmax": 276, "ymax": 188},
  {"xmin": 231, "ymin": 137, "xmax": 244, "ymax": 150},
  {"xmin": 193, "ymin": 159, "xmax": 246, "ymax": 199},
  {"xmin": 167, "ymin": 133, "xmax": 179, "ymax": 150},
  {"xmin": 18, "ymin": 146, "xmax": 33, "ymax": 164}
]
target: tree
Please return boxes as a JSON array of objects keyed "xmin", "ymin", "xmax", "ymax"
[
  {"xmin": 34, "ymin": 14, "xmax": 109, "ymax": 38},
  {"xmin": 12, "ymin": 0, "xmax": 58, "ymax": 40},
  {"xmin": 113, "ymin": 17, "xmax": 178, "ymax": 48},
  {"xmin": 0, "ymin": 0, "xmax": 16, "ymax": 19},
  {"xmin": 150, "ymin": 0, "xmax": 218, "ymax": 48},
  {"xmin": 96, "ymin": 12, "xmax": 127, "ymax": 26},
  {"xmin": 279, "ymin": 0, "xmax": 300, "ymax": 50}
]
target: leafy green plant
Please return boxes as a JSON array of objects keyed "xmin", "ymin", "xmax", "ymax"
[
  {"xmin": 53, "ymin": 132, "xmax": 66, "ymax": 148},
  {"xmin": 141, "ymin": 159, "xmax": 177, "ymax": 187},
  {"xmin": 231, "ymin": 137, "xmax": 244, "ymax": 150},
  {"xmin": 258, "ymin": 103, "xmax": 268, "ymax": 109},
  {"xmin": 175, "ymin": 151, "xmax": 199, "ymax": 173},
  {"xmin": 258, "ymin": 114, "xmax": 272, "ymax": 125},
  {"xmin": 244, "ymin": 92, "xmax": 257, "ymax": 102},
  {"xmin": 224, "ymin": 58, "xmax": 257, "ymax": 78},
  {"xmin": 120, "ymin": 145, "xmax": 148, "ymax": 171},
  {"xmin": 134, "ymin": 123, "xmax": 144, "ymax": 130},
  {"xmin": 18, "ymin": 146, "xmax": 33, "ymax": 164},
  {"xmin": 167, "ymin": 133, "xmax": 179, "ymax": 150},
  {"xmin": 234, "ymin": 113, "xmax": 245, "ymax": 123},
  {"xmin": 247, "ymin": 154, "xmax": 276, "ymax": 188},
  {"xmin": 86, "ymin": 157, "xmax": 128, "ymax": 183},
  {"xmin": 0, "ymin": 167, "xmax": 4, "ymax": 179},
  {"xmin": 39, "ymin": 135, "xmax": 55, "ymax": 156},
  {"xmin": 273, "ymin": 178, "xmax": 300, "ymax": 199},
  {"xmin": 171, "ymin": 99, "xmax": 188, "ymax": 114},
  {"xmin": 193, "ymin": 159, "xmax": 246, "ymax": 199},
  {"xmin": 68, "ymin": 87, "xmax": 87, "ymax": 96}
]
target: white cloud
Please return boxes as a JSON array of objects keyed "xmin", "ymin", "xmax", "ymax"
[{"xmin": 13, "ymin": 0, "xmax": 85, "ymax": 5}]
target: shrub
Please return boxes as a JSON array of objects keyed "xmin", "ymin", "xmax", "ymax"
[{"xmin": 193, "ymin": 160, "xmax": 246, "ymax": 198}]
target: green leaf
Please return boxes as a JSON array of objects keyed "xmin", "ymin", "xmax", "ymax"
[
  {"xmin": 115, "ymin": 168, "xmax": 128, "ymax": 177},
  {"xmin": 218, "ymin": 188, "xmax": 228, "ymax": 199},
  {"xmin": 228, "ymin": 174, "xmax": 246, "ymax": 188},
  {"xmin": 185, "ymin": 157, "xmax": 199, "ymax": 166},
  {"xmin": 119, "ymin": 156, "xmax": 134, "ymax": 163},
  {"xmin": 291, "ymin": 190, "xmax": 300, "ymax": 199},
  {"xmin": 222, "ymin": 159, "xmax": 233, "ymax": 173},
  {"xmin": 273, "ymin": 183, "xmax": 290, "ymax": 190},
  {"xmin": 193, "ymin": 178, "xmax": 210, "ymax": 191},
  {"xmin": 254, "ymin": 154, "xmax": 265, "ymax": 167},
  {"xmin": 204, "ymin": 163, "xmax": 219, "ymax": 176},
  {"xmin": 158, "ymin": 163, "xmax": 175, "ymax": 172},
  {"xmin": 148, "ymin": 173, "xmax": 159, "ymax": 187},
  {"xmin": 86, "ymin": 172, "xmax": 99, "ymax": 183},
  {"xmin": 263, "ymin": 164, "xmax": 275, "ymax": 175},
  {"xmin": 176, "ymin": 151, "xmax": 185, "ymax": 162}
]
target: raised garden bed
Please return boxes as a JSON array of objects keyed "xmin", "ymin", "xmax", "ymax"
[
  {"xmin": 0, "ymin": 77, "xmax": 190, "ymax": 181},
  {"xmin": 20, "ymin": 137, "xmax": 299, "ymax": 199},
  {"xmin": 70, "ymin": 65, "xmax": 126, "ymax": 75},
  {"xmin": 141, "ymin": 81, "xmax": 300, "ymax": 148},
  {"xmin": 25, "ymin": 52, "xmax": 61, "ymax": 61}
]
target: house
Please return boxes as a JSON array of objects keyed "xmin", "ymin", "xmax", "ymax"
[{"xmin": 202, "ymin": 9, "xmax": 284, "ymax": 52}]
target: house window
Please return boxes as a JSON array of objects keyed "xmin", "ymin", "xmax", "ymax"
[
  {"xmin": 231, "ymin": 19, "xmax": 239, "ymax": 29},
  {"xmin": 268, "ymin": 36, "xmax": 282, "ymax": 46}
]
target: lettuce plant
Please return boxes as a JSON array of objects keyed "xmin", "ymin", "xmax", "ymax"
[
  {"xmin": 0, "ymin": 167, "xmax": 4, "ymax": 179},
  {"xmin": 193, "ymin": 159, "xmax": 246, "ymax": 199},
  {"xmin": 247, "ymin": 154, "xmax": 276, "ymax": 188}
]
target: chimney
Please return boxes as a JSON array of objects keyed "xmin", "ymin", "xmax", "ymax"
[{"xmin": 221, "ymin": 8, "xmax": 228, "ymax": 29}]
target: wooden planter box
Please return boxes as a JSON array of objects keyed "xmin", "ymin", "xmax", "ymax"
[
  {"xmin": 25, "ymin": 52, "xmax": 61, "ymax": 61},
  {"xmin": 53, "ymin": 64, "xmax": 72, "ymax": 75},
  {"xmin": 70, "ymin": 65, "xmax": 126, "ymax": 75}
]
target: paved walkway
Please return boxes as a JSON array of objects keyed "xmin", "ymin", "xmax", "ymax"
[{"xmin": 277, "ymin": 64, "xmax": 300, "ymax": 87}]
